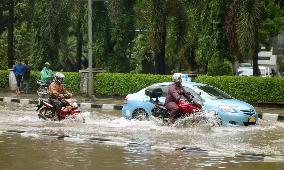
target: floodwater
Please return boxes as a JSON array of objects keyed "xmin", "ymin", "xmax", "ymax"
[{"xmin": 0, "ymin": 102, "xmax": 283, "ymax": 170}]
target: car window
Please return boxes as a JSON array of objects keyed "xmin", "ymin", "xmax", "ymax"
[
  {"xmin": 197, "ymin": 85, "xmax": 232, "ymax": 99},
  {"xmin": 152, "ymin": 84, "xmax": 204, "ymax": 101},
  {"xmin": 183, "ymin": 87, "xmax": 204, "ymax": 102}
]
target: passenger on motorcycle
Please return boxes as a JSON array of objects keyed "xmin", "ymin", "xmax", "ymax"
[
  {"xmin": 48, "ymin": 72, "xmax": 72, "ymax": 120},
  {"xmin": 165, "ymin": 73, "xmax": 193, "ymax": 124},
  {"xmin": 40, "ymin": 62, "xmax": 54, "ymax": 85}
]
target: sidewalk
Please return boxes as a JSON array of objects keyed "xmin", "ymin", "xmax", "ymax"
[{"xmin": 0, "ymin": 89, "xmax": 124, "ymax": 110}]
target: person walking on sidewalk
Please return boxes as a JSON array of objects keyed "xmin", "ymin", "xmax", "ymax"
[
  {"xmin": 23, "ymin": 60, "xmax": 31, "ymax": 94},
  {"xmin": 13, "ymin": 60, "xmax": 26, "ymax": 95}
]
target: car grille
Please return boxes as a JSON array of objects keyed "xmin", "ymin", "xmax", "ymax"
[{"xmin": 241, "ymin": 109, "xmax": 255, "ymax": 116}]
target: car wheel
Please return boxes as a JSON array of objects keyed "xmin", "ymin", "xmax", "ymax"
[{"xmin": 132, "ymin": 109, "xmax": 148, "ymax": 121}]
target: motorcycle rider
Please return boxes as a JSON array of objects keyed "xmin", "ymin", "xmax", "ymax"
[
  {"xmin": 165, "ymin": 73, "xmax": 193, "ymax": 124},
  {"xmin": 48, "ymin": 72, "xmax": 71, "ymax": 120}
]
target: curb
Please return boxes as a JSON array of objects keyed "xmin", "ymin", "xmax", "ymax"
[
  {"xmin": 0, "ymin": 97, "xmax": 123, "ymax": 111},
  {"xmin": 0, "ymin": 97, "xmax": 283, "ymax": 121}
]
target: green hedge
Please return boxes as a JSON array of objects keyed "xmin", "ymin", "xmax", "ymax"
[
  {"xmin": 195, "ymin": 76, "xmax": 284, "ymax": 103},
  {"xmin": 2, "ymin": 70, "xmax": 284, "ymax": 103},
  {"xmin": 0, "ymin": 70, "xmax": 9, "ymax": 88},
  {"xmin": 95, "ymin": 73, "xmax": 171, "ymax": 96}
]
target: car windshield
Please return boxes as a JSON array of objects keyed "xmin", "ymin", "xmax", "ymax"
[{"xmin": 197, "ymin": 85, "xmax": 233, "ymax": 99}]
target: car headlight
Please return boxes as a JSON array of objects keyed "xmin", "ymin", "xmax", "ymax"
[{"xmin": 219, "ymin": 105, "xmax": 237, "ymax": 113}]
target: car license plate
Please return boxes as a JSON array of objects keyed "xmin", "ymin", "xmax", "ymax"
[{"xmin": 248, "ymin": 116, "xmax": 256, "ymax": 123}]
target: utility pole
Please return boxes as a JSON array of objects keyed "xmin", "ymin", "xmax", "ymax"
[
  {"xmin": 87, "ymin": 0, "xmax": 93, "ymax": 96},
  {"xmin": 87, "ymin": 0, "xmax": 107, "ymax": 96}
]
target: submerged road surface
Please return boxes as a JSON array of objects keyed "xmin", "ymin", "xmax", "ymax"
[{"xmin": 0, "ymin": 102, "xmax": 283, "ymax": 170}]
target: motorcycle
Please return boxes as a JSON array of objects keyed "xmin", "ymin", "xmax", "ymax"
[
  {"xmin": 145, "ymin": 87, "xmax": 213, "ymax": 126},
  {"xmin": 36, "ymin": 95, "xmax": 85, "ymax": 123},
  {"xmin": 36, "ymin": 80, "xmax": 49, "ymax": 98}
]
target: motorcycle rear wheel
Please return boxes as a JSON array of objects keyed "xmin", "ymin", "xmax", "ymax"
[{"xmin": 38, "ymin": 107, "xmax": 53, "ymax": 120}]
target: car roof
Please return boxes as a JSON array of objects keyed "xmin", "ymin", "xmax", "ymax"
[{"xmin": 151, "ymin": 81, "xmax": 206, "ymax": 88}]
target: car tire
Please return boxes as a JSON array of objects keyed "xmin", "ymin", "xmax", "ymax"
[{"xmin": 132, "ymin": 109, "xmax": 148, "ymax": 121}]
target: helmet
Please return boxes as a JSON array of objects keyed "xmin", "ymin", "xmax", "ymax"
[
  {"xmin": 172, "ymin": 73, "xmax": 183, "ymax": 84},
  {"xmin": 45, "ymin": 62, "xmax": 50, "ymax": 66},
  {"xmin": 54, "ymin": 72, "xmax": 65, "ymax": 84}
]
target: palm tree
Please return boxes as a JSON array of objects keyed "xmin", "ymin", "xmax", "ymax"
[
  {"xmin": 7, "ymin": 0, "xmax": 14, "ymax": 68},
  {"xmin": 225, "ymin": 0, "xmax": 262, "ymax": 75},
  {"xmin": 225, "ymin": 0, "xmax": 242, "ymax": 62},
  {"xmin": 238, "ymin": 0, "xmax": 262, "ymax": 75}
]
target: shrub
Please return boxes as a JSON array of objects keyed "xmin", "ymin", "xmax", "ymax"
[
  {"xmin": 195, "ymin": 76, "xmax": 284, "ymax": 103},
  {"xmin": 0, "ymin": 70, "xmax": 9, "ymax": 88},
  {"xmin": 95, "ymin": 73, "xmax": 171, "ymax": 96}
]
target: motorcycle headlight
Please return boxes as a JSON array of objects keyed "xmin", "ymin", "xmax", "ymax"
[
  {"xmin": 219, "ymin": 105, "xmax": 237, "ymax": 113},
  {"xmin": 72, "ymin": 102, "xmax": 78, "ymax": 108}
]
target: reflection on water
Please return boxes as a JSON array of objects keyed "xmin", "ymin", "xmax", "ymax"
[{"xmin": 0, "ymin": 102, "xmax": 283, "ymax": 170}]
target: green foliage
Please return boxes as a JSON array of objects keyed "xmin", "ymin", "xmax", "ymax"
[
  {"xmin": 62, "ymin": 72, "xmax": 81, "ymax": 93},
  {"xmin": 189, "ymin": 0, "xmax": 233, "ymax": 74},
  {"xmin": 95, "ymin": 73, "xmax": 171, "ymax": 96},
  {"xmin": 31, "ymin": 0, "xmax": 72, "ymax": 70},
  {"xmin": 259, "ymin": 0, "xmax": 284, "ymax": 49},
  {"xmin": 195, "ymin": 75, "xmax": 284, "ymax": 103},
  {"xmin": 107, "ymin": 0, "xmax": 135, "ymax": 72},
  {"xmin": 130, "ymin": 34, "xmax": 151, "ymax": 73},
  {"xmin": 0, "ymin": 70, "xmax": 9, "ymax": 88},
  {"xmin": 0, "ymin": 0, "xmax": 283, "ymax": 75},
  {"xmin": 207, "ymin": 58, "xmax": 234, "ymax": 76}
]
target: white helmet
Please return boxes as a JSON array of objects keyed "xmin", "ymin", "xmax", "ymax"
[
  {"xmin": 172, "ymin": 73, "xmax": 183, "ymax": 83},
  {"xmin": 54, "ymin": 72, "xmax": 65, "ymax": 84}
]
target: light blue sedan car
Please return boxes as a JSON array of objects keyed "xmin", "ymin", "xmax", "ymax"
[{"xmin": 122, "ymin": 81, "xmax": 258, "ymax": 126}]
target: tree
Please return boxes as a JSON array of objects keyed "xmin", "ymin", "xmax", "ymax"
[
  {"xmin": 31, "ymin": 0, "xmax": 72, "ymax": 70},
  {"xmin": 7, "ymin": 0, "xmax": 14, "ymax": 68},
  {"xmin": 238, "ymin": 0, "xmax": 262, "ymax": 76},
  {"xmin": 225, "ymin": 0, "xmax": 242, "ymax": 62},
  {"xmin": 107, "ymin": 0, "xmax": 135, "ymax": 72}
]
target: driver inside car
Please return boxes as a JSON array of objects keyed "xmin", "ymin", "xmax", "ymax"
[
  {"xmin": 48, "ymin": 72, "xmax": 72, "ymax": 120},
  {"xmin": 165, "ymin": 73, "xmax": 193, "ymax": 124}
]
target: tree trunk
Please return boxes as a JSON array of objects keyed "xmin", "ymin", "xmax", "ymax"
[
  {"xmin": 154, "ymin": 22, "xmax": 166, "ymax": 74},
  {"xmin": 253, "ymin": 30, "xmax": 259, "ymax": 76},
  {"xmin": 152, "ymin": 0, "xmax": 166, "ymax": 74},
  {"xmin": 7, "ymin": 0, "xmax": 14, "ymax": 68},
  {"xmin": 76, "ymin": 1, "xmax": 83, "ymax": 71}
]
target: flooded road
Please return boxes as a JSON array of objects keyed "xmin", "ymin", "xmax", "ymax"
[{"xmin": 0, "ymin": 102, "xmax": 284, "ymax": 170}]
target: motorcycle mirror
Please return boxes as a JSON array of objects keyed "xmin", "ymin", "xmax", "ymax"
[{"xmin": 199, "ymin": 92, "xmax": 201, "ymax": 95}]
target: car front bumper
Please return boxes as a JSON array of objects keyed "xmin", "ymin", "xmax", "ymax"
[{"xmin": 220, "ymin": 112, "xmax": 258, "ymax": 126}]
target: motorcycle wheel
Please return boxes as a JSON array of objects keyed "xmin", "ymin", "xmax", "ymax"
[
  {"xmin": 132, "ymin": 109, "xmax": 148, "ymax": 121},
  {"xmin": 38, "ymin": 107, "xmax": 53, "ymax": 120}
]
